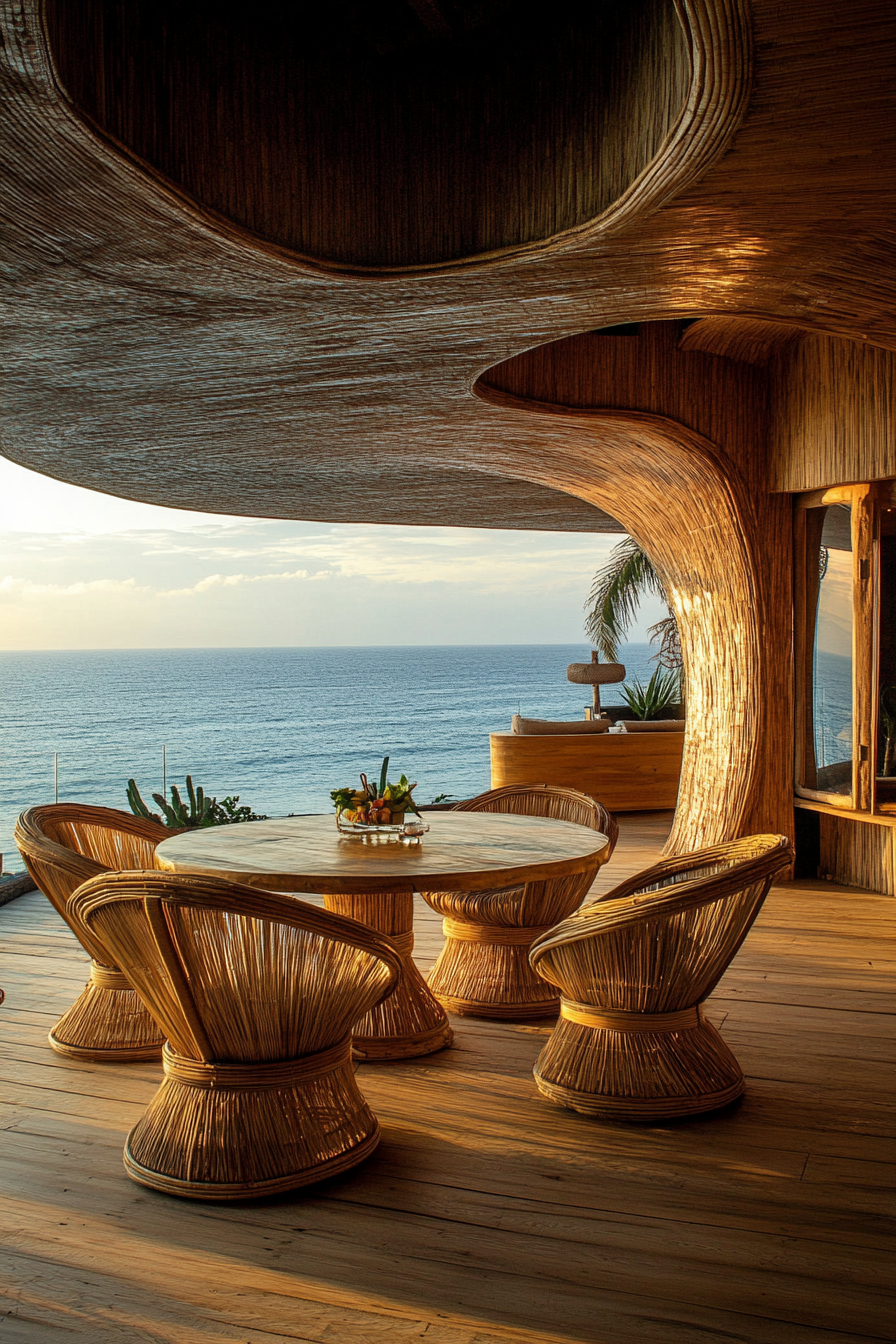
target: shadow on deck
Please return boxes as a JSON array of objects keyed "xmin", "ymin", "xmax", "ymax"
[{"xmin": 1, "ymin": 813, "xmax": 893, "ymax": 1343}]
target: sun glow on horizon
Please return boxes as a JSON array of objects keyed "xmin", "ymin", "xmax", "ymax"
[{"xmin": 0, "ymin": 456, "xmax": 666, "ymax": 651}]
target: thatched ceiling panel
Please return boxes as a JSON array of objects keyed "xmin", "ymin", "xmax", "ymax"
[
  {"xmin": 1, "ymin": 0, "xmax": 893, "ymax": 527},
  {"xmin": 43, "ymin": 0, "xmax": 689, "ymax": 270}
]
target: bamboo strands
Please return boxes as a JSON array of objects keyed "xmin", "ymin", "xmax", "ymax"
[
  {"xmin": 421, "ymin": 786, "xmax": 616, "ymax": 1019},
  {"xmin": 14, "ymin": 804, "xmax": 172, "ymax": 1060},
  {"xmin": 2, "ymin": 0, "xmax": 893, "ymax": 882},
  {"xmin": 68, "ymin": 871, "xmax": 404, "ymax": 1199},
  {"xmin": 41, "ymin": 0, "xmax": 694, "ymax": 269},
  {"xmin": 529, "ymin": 834, "xmax": 794, "ymax": 1119},
  {"xmin": 320, "ymin": 889, "xmax": 454, "ymax": 1061}
]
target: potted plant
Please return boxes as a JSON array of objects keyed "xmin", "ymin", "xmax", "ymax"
[{"xmin": 619, "ymin": 667, "xmax": 682, "ymax": 721}]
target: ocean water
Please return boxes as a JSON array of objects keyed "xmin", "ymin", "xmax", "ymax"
[
  {"xmin": 813, "ymin": 648, "xmax": 854, "ymax": 780},
  {"xmin": 0, "ymin": 643, "xmax": 660, "ymax": 871}
]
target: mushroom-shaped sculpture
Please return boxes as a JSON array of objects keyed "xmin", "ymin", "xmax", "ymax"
[{"xmin": 567, "ymin": 652, "xmax": 626, "ymax": 717}]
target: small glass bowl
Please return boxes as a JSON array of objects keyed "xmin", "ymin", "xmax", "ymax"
[{"xmin": 335, "ymin": 813, "xmax": 430, "ymax": 843}]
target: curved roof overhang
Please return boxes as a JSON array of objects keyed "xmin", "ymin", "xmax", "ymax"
[{"xmin": 1, "ymin": 0, "xmax": 893, "ymax": 530}]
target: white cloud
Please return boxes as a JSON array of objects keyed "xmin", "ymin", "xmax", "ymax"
[
  {"xmin": 0, "ymin": 452, "xmax": 660, "ymax": 651},
  {"xmin": 0, "ymin": 575, "xmax": 147, "ymax": 600},
  {"xmin": 159, "ymin": 569, "xmax": 314, "ymax": 597}
]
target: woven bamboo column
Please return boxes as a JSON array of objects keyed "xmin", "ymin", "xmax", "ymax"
[{"xmin": 323, "ymin": 890, "xmax": 454, "ymax": 1059}]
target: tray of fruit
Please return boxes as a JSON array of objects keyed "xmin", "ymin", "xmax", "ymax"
[{"xmin": 330, "ymin": 757, "xmax": 429, "ymax": 839}]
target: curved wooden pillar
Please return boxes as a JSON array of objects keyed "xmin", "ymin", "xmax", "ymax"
[{"xmin": 475, "ymin": 389, "xmax": 793, "ymax": 854}]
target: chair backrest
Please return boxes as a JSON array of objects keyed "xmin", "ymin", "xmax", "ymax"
[
  {"xmin": 455, "ymin": 785, "xmax": 618, "ymax": 858},
  {"xmin": 530, "ymin": 834, "xmax": 794, "ymax": 1012},
  {"xmin": 15, "ymin": 804, "xmax": 171, "ymax": 962},
  {"xmin": 69, "ymin": 872, "xmax": 403, "ymax": 1063}
]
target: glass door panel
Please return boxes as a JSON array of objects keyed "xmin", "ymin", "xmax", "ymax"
[
  {"xmin": 796, "ymin": 500, "xmax": 855, "ymax": 802},
  {"xmin": 876, "ymin": 503, "xmax": 896, "ymax": 811},
  {"xmin": 812, "ymin": 504, "xmax": 854, "ymax": 794}
]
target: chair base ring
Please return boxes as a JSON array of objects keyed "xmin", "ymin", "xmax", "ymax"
[
  {"xmin": 533, "ymin": 1068, "xmax": 745, "ymax": 1121},
  {"xmin": 123, "ymin": 1124, "xmax": 381, "ymax": 1200},
  {"xmin": 47, "ymin": 976, "xmax": 165, "ymax": 1062},
  {"xmin": 48, "ymin": 1030, "xmax": 163, "ymax": 1062},
  {"xmin": 434, "ymin": 992, "xmax": 560, "ymax": 1020},
  {"xmin": 352, "ymin": 1018, "xmax": 454, "ymax": 1060}
]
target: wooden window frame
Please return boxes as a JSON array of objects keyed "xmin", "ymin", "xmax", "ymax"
[{"xmin": 793, "ymin": 483, "xmax": 875, "ymax": 812}]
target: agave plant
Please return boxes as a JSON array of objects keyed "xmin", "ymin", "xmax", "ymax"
[
  {"xmin": 585, "ymin": 536, "xmax": 682, "ymax": 672},
  {"xmin": 619, "ymin": 667, "xmax": 681, "ymax": 721}
]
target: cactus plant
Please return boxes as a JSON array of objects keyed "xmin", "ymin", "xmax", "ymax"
[
  {"xmin": 126, "ymin": 777, "xmax": 161, "ymax": 824},
  {"xmin": 126, "ymin": 776, "xmax": 266, "ymax": 828}
]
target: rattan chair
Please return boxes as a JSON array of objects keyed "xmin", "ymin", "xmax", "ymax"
[
  {"xmin": 529, "ymin": 834, "xmax": 794, "ymax": 1120},
  {"xmin": 14, "ymin": 804, "xmax": 172, "ymax": 1061},
  {"xmin": 68, "ymin": 870, "xmax": 403, "ymax": 1200},
  {"xmin": 420, "ymin": 785, "xmax": 617, "ymax": 1019}
]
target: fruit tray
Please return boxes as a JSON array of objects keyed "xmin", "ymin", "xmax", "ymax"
[{"xmin": 335, "ymin": 815, "xmax": 429, "ymax": 841}]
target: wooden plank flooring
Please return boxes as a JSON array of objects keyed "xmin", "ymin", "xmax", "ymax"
[{"xmin": 1, "ymin": 812, "xmax": 894, "ymax": 1344}]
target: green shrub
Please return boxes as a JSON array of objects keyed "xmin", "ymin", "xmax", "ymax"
[{"xmin": 126, "ymin": 775, "xmax": 267, "ymax": 828}]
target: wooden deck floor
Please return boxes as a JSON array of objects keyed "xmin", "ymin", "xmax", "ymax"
[{"xmin": 1, "ymin": 812, "xmax": 894, "ymax": 1344}]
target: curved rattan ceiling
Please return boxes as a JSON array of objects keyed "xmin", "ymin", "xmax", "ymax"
[
  {"xmin": 2, "ymin": 0, "xmax": 894, "ymax": 856},
  {"xmin": 44, "ymin": 0, "xmax": 690, "ymax": 271}
]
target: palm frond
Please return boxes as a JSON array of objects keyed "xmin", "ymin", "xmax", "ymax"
[
  {"xmin": 584, "ymin": 537, "xmax": 666, "ymax": 661},
  {"xmin": 646, "ymin": 614, "xmax": 682, "ymax": 671}
]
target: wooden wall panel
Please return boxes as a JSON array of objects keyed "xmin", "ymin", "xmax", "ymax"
[
  {"xmin": 480, "ymin": 322, "xmax": 771, "ymax": 490},
  {"xmin": 819, "ymin": 813, "xmax": 896, "ymax": 895},
  {"xmin": 771, "ymin": 337, "xmax": 896, "ymax": 492}
]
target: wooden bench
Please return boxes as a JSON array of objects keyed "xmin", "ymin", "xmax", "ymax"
[{"xmin": 490, "ymin": 730, "xmax": 683, "ymax": 811}]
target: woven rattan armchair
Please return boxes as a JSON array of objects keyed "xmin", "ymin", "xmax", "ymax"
[
  {"xmin": 529, "ymin": 834, "xmax": 794, "ymax": 1120},
  {"xmin": 68, "ymin": 871, "xmax": 404, "ymax": 1200},
  {"xmin": 14, "ymin": 804, "xmax": 173, "ymax": 1061},
  {"xmin": 420, "ymin": 785, "xmax": 617, "ymax": 1019}
]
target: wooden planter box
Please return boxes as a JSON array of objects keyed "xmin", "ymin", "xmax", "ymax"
[{"xmin": 490, "ymin": 731, "xmax": 684, "ymax": 812}]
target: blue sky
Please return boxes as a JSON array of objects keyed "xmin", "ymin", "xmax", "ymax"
[{"xmin": 0, "ymin": 456, "xmax": 666, "ymax": 649}]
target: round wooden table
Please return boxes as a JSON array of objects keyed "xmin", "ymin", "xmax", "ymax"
[{"xmin": 155, "ymin": 812, "xmax": 610, "ymax": 1061}]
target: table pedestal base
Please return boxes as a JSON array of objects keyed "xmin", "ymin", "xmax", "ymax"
[{"xmin": 323, "ymin": 891, "xmax": 454, "ymax": 1061}]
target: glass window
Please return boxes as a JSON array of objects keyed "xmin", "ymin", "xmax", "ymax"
[
  {"xmin": 811, "ymin": 504, "xmax": 853, "ymax": 795},
  {"xmin": 796, "ymin": 500, "xmax": 856, "ymax": 802},
  {"xmin": 797, "ymin": 483, "xmax": 892, "ymax": 816},
  {"xmin": 876, "ymin": 502, "xmax": 896, "ymax": 811}
]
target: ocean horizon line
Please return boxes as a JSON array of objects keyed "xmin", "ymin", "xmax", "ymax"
[
  {"xmin": 0, "ymin": 640, "xmax": 641, "ymax": 654},
  {"xmin": 0, "ymin": 643, "xmax": 661, "ymax": 866}
]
